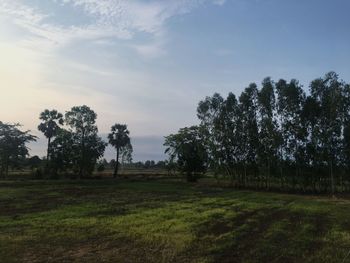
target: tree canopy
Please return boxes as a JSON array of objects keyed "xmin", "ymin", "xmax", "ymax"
[
  {"xmin": 108, "ymin": 124, "xmax": 132, "ymax": 178},
  {"xmin": 0, "ymin": 122, "xmax": 36, "ymax": 177},
  {"xmin": 166, "ymin": 72, "xmax": 350, "ymax": 193},
  {"xmin": 164, "ymin": 126, "xmax": 207, "ymax": 182},
  {"xmin": 38, "ymin": 109, "xmax": 64, "ymax": 161}
]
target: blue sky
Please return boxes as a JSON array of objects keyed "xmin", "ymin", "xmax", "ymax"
[{"xmin": 0, "ymin": 0, "xmax": 349, "ymax": 161}]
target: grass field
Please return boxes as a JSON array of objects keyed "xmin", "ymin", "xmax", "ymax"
[{"xmin": 1, "ymin": 179, "xmax": 350, "ymax": 263}]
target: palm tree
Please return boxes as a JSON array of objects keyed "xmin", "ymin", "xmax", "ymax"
[
  {"xmin": 108, "ymin": 124, "xmax": 131, "ymax": 178},
  {"xmin": 38, "ymin": 109, "xmax": 64, "ymax": 161}
]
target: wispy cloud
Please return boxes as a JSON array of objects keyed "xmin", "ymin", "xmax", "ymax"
[{"xmin": 0, "ymin": 0, "xmax": 226, "ymax": 57}]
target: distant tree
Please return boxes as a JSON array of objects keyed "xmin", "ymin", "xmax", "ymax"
[
  {"xmin": 96, "ymin": 160, "xmax": 106, "ymax": 172},
  {"xmin": 120, "ymin": 142, "xmax": 133, "ymax": 164},
  {"xmin": 0, "ymin": 122, "xmax": 37, "ymax": 177},
  {"xmin": 165, "ymin": 160, "xmax": 177, "ymax": 176},
  {"xmin": 164, "ymin": 126, "xmax": 207, "ymax": 182},
  {"xmin": 156, "ymin": 161, "xmax": 166, "ymax": 168},
  {"xmin": 101, "ymin": 158, "xmax": 109, "ymax": 167},
  {"xmin": 133, "ymin": 161, "xmax": 143, "ymax": 168},
  {"xmin": 38, "ymin": 109, "xmax": 64, "ymax": 162},
  {"xmin": 50, "ymin": 129, "xmax": 76, "ymax": 174},
  {"xmin": 27, "ymin": 155, "xmax": 42, "ymax": 170},
  {"xmin": 108, "ymin": 124, "xmax": 131, "ymax": 178},
  {"xmin": 109, "ymin": 159, "xmax": 116, "ymax": 169},
  {"xmin": 65, "ymin": 106, "xmax": 106, "ymax": 178},
  {"xmin": 144, "ymin": 160, "xmax": 151, "ymax": 169}
]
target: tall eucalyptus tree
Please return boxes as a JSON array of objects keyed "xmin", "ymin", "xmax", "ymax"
[{"xmin": 257, "ymin": 77, "xmax": 280, "ymax": 188}]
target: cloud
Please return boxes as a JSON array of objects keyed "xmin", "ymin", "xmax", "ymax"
[{"xmin": 0, "ymin": 0, "xmax": 226, "ymax": 56}]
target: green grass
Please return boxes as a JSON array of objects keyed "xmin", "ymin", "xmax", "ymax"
[{"xmin": 0, "ymin": 179, "xmax": 350, "ymax": 262}]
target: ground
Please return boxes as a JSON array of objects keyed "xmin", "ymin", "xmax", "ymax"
[{"xmin": 0, "ymin": 179, "xmax": 350, "ymax": 263}]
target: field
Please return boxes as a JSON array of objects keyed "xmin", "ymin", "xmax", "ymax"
[{"xmin": 1, "ymin": 179, "xmax": 350, "ymax": 263}]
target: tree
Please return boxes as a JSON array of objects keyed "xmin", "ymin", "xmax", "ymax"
[
  {"xmin": 190, "ymin": 72, "xmax": 350, "ymax": 193},
  {"xmin": 27, "ymin": 156, "xmax": 42, "ymax": 170},
  {"xmin": 310, "ymin": 72, "xmax": 345, "ymax": 194},
  {"xmin": 301, "ymin": 96, "xmax": 321, "ymax": 191},
  {"xmin": 238, "ymin": 84, "xmax": 260, "ymax": 186},
  {"xmin": 197, "ymin": 93, "xmax": 225, "ymax": 175},
  {"xmin": 276, "ymin": 79, "xmax": 306, "ymax": 190},
  {"xmin": 96, "ymin": 159, "xmax": 106, "ymax": 172},
  {"xmin": 144, "ymin": 160, "xmax": 151, "ymax": 169},
  {"xmin": 65, "ymin": 106, "xmax": 106, "ymax": 178},
  {"xmin": 108, "ymin": 124, "xmax": 131, "ymax": 178},
  {"xmin": 50, "ymin": 129, "xmax": 76, "ymax": 174},
  {"xmin": 257, "ymin": 77, "xmax": 280, "ymax": 189},
  {"xmin": 38, "ymin": 109, "xmax": 64, "ymax": 162},
  {"xmin": 120, "ymin": 143, "xmax": 133, "ymax": 165},
  {"xmin": 0, "ymin": 122, "xmax": 37, "ymax": 178},
  {"xmin": 164, "ymin": 126, "xmax": 207, "ymax": 182}
]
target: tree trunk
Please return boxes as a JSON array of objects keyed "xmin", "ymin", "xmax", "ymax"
[
  {"xmin": 5, "ymin": 155, "xmax": 9, "ymax": 178},
  {"xmin": 330, "ymin": 160, "xmax": 335, "ymax": 196},
  {"xmin": 79, "ymin": 134, "xmax": 86, "ymax": 179},
  {"xmin": 113, "ymin": 148, "xmax": 120, "ymax": 178},
  {"xmin": 47, "ymin": 137, "xmax": 51, "ymax": 162}
]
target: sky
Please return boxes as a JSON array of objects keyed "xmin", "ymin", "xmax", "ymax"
[{"xmin": 0, "ymin": 0, "xmax": 349, "ymax": 161}]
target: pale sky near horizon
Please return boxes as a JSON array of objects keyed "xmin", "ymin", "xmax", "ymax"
[{"xmin": 1, "ymin": 0, "xmax": 349, "ymax": 160}]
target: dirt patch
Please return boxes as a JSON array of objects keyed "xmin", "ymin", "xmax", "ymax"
[{"xmin": 22, "ymin": 236, "xmax": 186, "ymax": 263}]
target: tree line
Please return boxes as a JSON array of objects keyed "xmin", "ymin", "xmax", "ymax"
[
  {"xmin": 0, "ymin": 105, "xmax": 132, "ymax": 178},
  {"xmin": 165, "ymin": 72, "xmax": 350, "ymax": 194}
]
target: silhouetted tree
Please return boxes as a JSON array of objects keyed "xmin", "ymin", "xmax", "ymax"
[
  {"xmin": 0, "ymin": 122, "xmax": 36, "ymax": 177},
  {"xmin": 257, "ymin": 77, "xmax": 280, "ymax": 189},
  {"xmin": 38, "ymin": 109, "xmax": 63, "ymax": 162},
  {"xmin": 108, "ymin": 124, "xmax": 131, "ymax": 178},
  {"xmin": 164, "ymin": 126, "xmax": 207, "ymax": 182},
  {"xmin": 50, "ymin": 129, "xmax": 76, "ymax": 174},
  {"xmin": 65, "ymin": 106, "xmax": 106, "ymax": 178},
  {"xmin": 27, "ymin": 155, "xmax": 42, "ymax": 170},
  {"xmin": 176, "ymin": 72, "xmax": 350, "ymax": 193}
]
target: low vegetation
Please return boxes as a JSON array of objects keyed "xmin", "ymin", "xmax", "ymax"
[{"xmin": 1, "ymin": 179, "xmax": 350, "ymax": 263}]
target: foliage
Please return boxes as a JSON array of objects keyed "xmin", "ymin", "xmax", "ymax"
[
  {"xmin": 0, "ymin": 122, "xmax": 37, "ymax": 177},
  {"xmin": 50, "ymin": 129, "xmax": 77, "ymax": 174},
  {"xmin": 38, "ymin": 109, "xmax": 64, "ymax": 161},
  {"xmin": 27, "ymin": 156, "xmax": 42, "ymax": 170},
  {"xmin": 193, "ymin": 72, "xmax": 350, "ymax": 193},
  {"xmin": 164, "ymin": 126, "xmax": 207, "ymax": 182},
  {"xmin": 108, "ymin": 123, "xmax": 132, "ymax": 178},
  {"xmin": 62, "ymin": 106, "xmax": 106, "ymax": 178}
]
